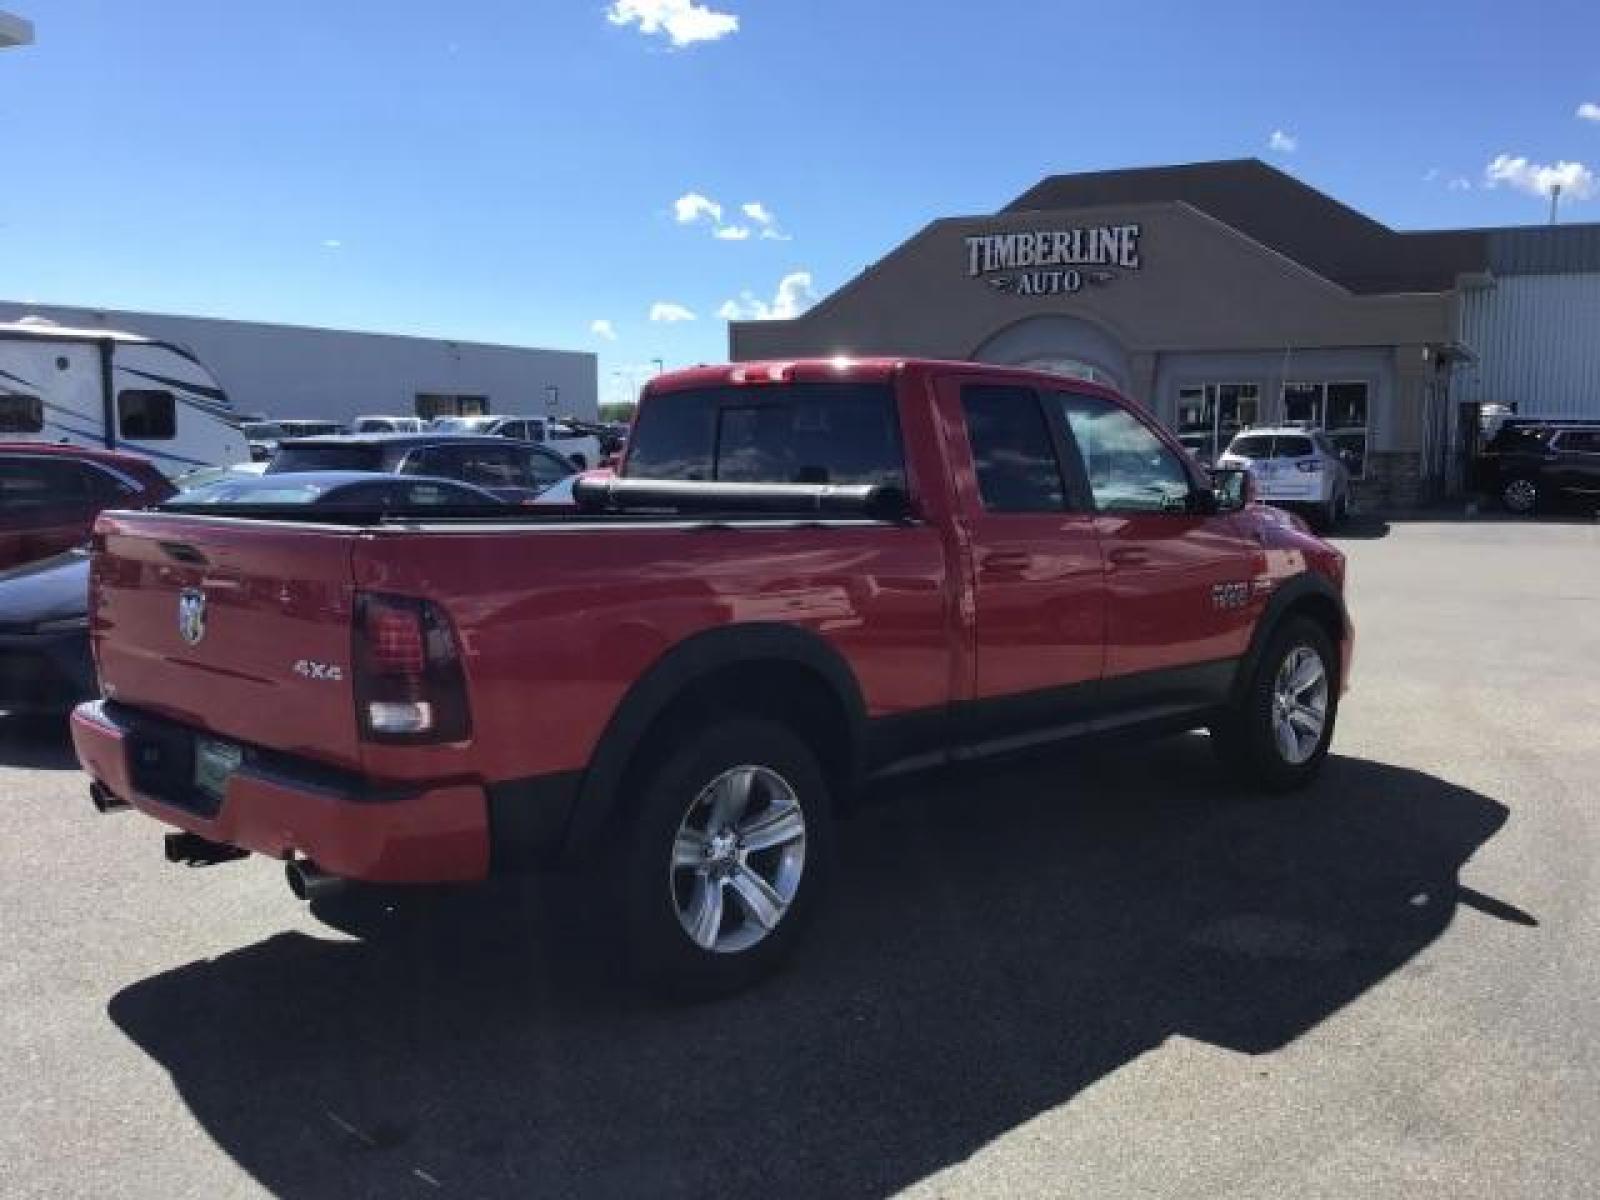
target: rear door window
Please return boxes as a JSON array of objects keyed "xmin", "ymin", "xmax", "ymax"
[
  {"xmin": 958, "ymin": 384, "xmax": 1067, "ymax": 512},
  {"xmin": 624, "ymin": 383, "xmax": 904, "ymax": 487},
  {"xmin": 268, "ymin": 443, "xmax": 385, "ymax": 472},
  {"xmin": 1555, "ymin": 430, "xmax": 1600, "ymax": 454},
  {"xmin": 416, "ymin": 444, "xmax": 531, "ymax": 488}
]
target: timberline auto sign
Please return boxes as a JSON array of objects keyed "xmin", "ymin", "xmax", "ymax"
[{"xmin": 965, "ymin": 223, "xmax": 1142, "ymax": 296}]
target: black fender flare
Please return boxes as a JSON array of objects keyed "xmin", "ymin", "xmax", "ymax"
[
  {"xmin": 1233, "ymin": 570, "xmax": 1348, "ymax": 702},
  {"xmin": 563, "ymin": 623, "xmax": 868, "ymax": 854}
]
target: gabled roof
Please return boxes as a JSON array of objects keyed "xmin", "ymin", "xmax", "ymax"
[{"xmin": 1004, "ymin": 159, "xmax": 1489, "ymax": 294}]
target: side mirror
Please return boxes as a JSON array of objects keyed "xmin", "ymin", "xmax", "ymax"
[{"xmin": 1208, "ymin": 467, "xmax": 1254, "ymax": 513}]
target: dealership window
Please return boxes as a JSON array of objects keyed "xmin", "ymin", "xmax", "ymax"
[
  {"xmin": 0, "ymin": 393, "xmax": 43, "ymax": 434},
  {"xmin": 116, "ymin": 389, "xmax": 176, "ymax": 440},
  {"xmin": 1282, "ymin": 382, "xmax": 1369, "ymax": 478},
  {"xmin": 1175, "ymin": 383, "xmax": 1260, "ymax": 465},
  {"xmin": 414, "ymin": 393, "xmax": 489, "ymax": 420}
]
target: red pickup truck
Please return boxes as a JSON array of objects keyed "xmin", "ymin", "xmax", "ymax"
[{"xmin": 72, "ymin": 359, "xmax": 1352, "ymax": 992}]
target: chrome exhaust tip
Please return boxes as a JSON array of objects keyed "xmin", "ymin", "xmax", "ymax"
[{"xmin": 285, "ymin": 859, "xmax": 344, "ymax": 901}]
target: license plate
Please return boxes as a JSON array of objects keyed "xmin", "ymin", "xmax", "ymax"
[{"xmin": 193, "ymin": 736, "xmax": 243, "ymax": 800}]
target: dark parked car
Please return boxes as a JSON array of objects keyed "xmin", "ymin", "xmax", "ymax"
[
  {"xmin": 0, "ymin": 548, "xmax": 94, "ymax": 714},
  {"xmin": 266, "ymin": 434, "xmax": 574, "ymax": 502},
  {"xmin": 0, "ymin": 443, "xmax": 175, "ymax": 570},
  {"xmin": 1478, "ymin": 424, "xmax": 1600, "ymax": 514}
]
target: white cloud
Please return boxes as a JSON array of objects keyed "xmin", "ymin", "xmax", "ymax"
[
  {"xmin": 674, "ymin": 191, "xmax": 722, "ymax": 224},
  {"xmin": 713, "ymin": 225, "xmax": 751, "ymax": 240},
  {"xmin": 1422, "ymin": 168, "xmax": 1440, "ymax": 183},
  {"xmin": 717, "ymin": 271, "xmax": 816, "ymax": 322},
  {"xmin": 1577, "ymin": 102, "xmax": 1600, "ymax": 122},
  {"xmin": 590, "ymin": 318, "xmax": 618, "ymax": 341},
  {"xmin": 607, "ymin": 0, "xmax": 738, "ymax": 47},
  {"xmin": 741, "ymin": 201, "xmax": 775, "ymax": 226},
  {"xmin": 649, "ymin": 301, "xmax": 697, "ymax": 323},
  {"xmin": 1484, "ymin": 153, "xmax": 1595, "ymax": 200},
  {"xmin": 1448, "ymin": 176, "xmax": 1473, "ymax": 192},
  {"xmin": 322, "ymin": 238, "xmax": 342, "ymax": 248},
  {"xmin": 1268, "ymin": 129, "xmax": 1298, "ymax": 154}
]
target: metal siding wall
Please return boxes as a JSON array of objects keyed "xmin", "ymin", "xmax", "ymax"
[{"xmin": 1457, "ymin": 275, "xmax": 1600, "ymax": 419}]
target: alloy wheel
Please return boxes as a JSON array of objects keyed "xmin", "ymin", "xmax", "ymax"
[
  {"xmin": 1503, "ymin": 478, "xmax": 1537, "ymax": 514},
  {"xmin": 1270, "ymin": 645, "xmax": 1329, "ymax": 765},
  {"xmin": 669, "ymin": 765, "xmax": 807, "ymax": 955}
]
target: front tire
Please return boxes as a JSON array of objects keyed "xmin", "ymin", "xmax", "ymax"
[
  {"xmin": 1211, "ymin": 617, "xmax": 1339, "ymax": 791},
  {"xmin": 618, "ymin": 718, "xmax": 834, "ymax": 997}
]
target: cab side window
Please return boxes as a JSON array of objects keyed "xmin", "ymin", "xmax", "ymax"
[
  {"xmin": 959, "ymin": 384, "xmax": 1067, "ymax": 512},
  {"xmin": 1056, "ymin": 393, "xmax": 1192, "ymax": 514}
]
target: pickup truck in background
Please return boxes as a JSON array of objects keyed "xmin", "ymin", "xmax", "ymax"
[{"xmin": 72, "ymin": 359, "xmax": 1352, "ymax": 993}]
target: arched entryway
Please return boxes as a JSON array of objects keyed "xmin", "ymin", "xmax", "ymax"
[{"xmin": 971, "ymin": 314, "xmax": 1133, "ymax": 394}]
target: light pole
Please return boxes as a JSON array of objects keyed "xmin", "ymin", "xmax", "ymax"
[
  {"xmin": 651, "ymin": 357, "xmax": 664, "ymax": 375},
  {"xmin": 0, "ymin": 11, "xmax": 34, "ymax": 47}
]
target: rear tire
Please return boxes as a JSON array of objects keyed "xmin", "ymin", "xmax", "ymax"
[
  {"xmin": 1211, "ymin": 616, "xmax": 1339, "ymax": 792},
  {"xmin": 617, "ymin": 718, "xmax": 834, "ymax": 998},
  {"xmin": 1501, "ymin": 476, "xmax": 1538, "ymax": 515}
]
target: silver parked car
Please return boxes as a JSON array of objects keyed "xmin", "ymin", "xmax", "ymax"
[{"xmin": 1216, "ymin": 426, "xmax": 1352, "ymax": 530}]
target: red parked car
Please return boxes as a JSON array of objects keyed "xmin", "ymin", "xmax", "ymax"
[
  {"xmin": 0, "ymin": 443, "xmax": 174, "ymax": 571},
  {"xmin": 72, "ymin": 359, "xmax": 1352, "ymax": 993}
]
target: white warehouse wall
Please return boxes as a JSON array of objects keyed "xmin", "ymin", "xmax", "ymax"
[
  {"xmin": 1456, "ymin": 274, "xmax": 1600, "ymax": 420},
  {"xmin": 0, "ymin": 301, "xmax": 598, "ymax": 425}
]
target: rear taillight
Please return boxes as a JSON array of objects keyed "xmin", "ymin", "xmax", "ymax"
[
  {"xmin": 1296, "ymin": 460, "xmax": 1324, "ymax": 473},
  {"xmin": 353, "ymin": 593, "xmax": 471, "ymax": 743}
]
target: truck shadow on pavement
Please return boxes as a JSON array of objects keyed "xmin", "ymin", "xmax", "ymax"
[{"xmin": 108, "ymin": 737, "xmax": 1518, "ymax": 1200}]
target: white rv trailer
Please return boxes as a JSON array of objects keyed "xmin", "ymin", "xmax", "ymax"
[{"xmin": 0, "ymin": 319, "xmax": 248, "ymax": 474}]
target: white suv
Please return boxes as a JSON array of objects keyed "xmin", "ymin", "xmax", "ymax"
[{"xmin": 1217, "ymin": 426, "xmax": 1352, "ymax": 529}]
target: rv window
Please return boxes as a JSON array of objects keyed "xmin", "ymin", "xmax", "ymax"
[
  {"xmin": 117, "ymin": 390, "xmax": 177, "ymax": 440},
  {"xmin": 0, "ymin": 394, "xmax": 44, "ymax": 434}
]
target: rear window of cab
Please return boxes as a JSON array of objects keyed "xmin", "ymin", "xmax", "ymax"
[{"xmin": 623, "ymin": 383, "xmax": 906, "ymax": 488}]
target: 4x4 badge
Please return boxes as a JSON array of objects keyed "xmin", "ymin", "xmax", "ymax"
[{"xmin": 177, "ymin": 588, "xmax": 206, "ymax": 645}]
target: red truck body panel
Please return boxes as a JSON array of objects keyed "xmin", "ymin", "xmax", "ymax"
[{"xmin": 73, "ymin": 359, "xmax": 1352, "ymax": 884}]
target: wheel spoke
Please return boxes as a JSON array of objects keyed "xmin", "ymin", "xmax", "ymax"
[
  {"xmin": 1274, "ymin": 715, "xmax": 1300, "ymax": 762},
  {"xmin": 1288, "ymin": 704, "xmax": 1323, "ymax": 735},
  {"xmin": 685, "ymin": 875, "xmax": 725, "ymax": 949},
  {"xmin": 708, "ymin": 767, "xmax": 756, "ymax": 831},
  {"xmin": 1288, "ymin": 654, "xmax": 1324, "ymax": 697},
  {"xmin": 672, "ymin": 829, "xmax": 708, "ymax": 870},
  {"xmin": 727, "ymin": 865, "xmax": 785, "ymax": 930},
  {"xmin": 736, "ymin": 802, "xmax": 805, "ymax": 853}
]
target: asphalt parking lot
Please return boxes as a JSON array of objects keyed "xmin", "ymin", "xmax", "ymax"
[{"xmin": 2, "ymin": 516, "xmax": 1598, "ymax": 1200}]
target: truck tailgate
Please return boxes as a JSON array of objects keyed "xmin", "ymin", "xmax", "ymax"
[{"xmin": 92, "ymin": 512, "xmax": 363, "ymax": 769}]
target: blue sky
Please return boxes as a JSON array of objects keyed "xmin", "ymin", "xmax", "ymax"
[{"xmin": 2, "ymin": 0, "xmax": 1598, "ymax": 406}]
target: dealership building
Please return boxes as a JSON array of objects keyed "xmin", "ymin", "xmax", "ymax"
[
  {"xmin": 0, "ymin": 301, "xmax": 598, "ymax": 426},
  {"xmin": 732, "ymin": 160, "xmax": 1600, "ymax": 506}
]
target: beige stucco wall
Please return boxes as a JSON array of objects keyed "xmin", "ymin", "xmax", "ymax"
[{"xmin": 732, "ymin": 201, "xmax": 1451, "ymax": 372}]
